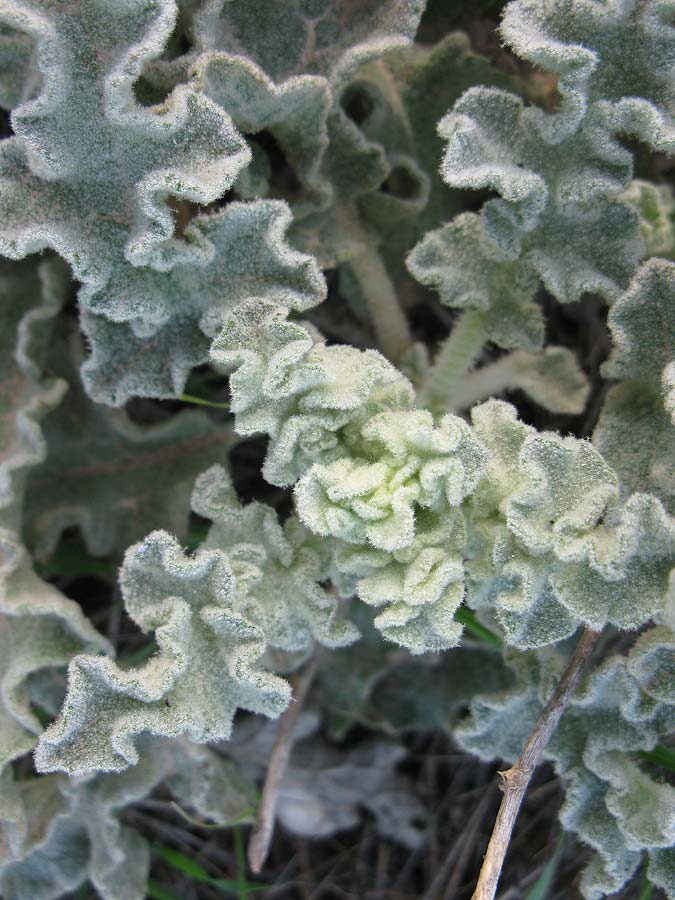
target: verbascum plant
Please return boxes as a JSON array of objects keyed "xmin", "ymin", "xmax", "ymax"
[{"xmin": 0, "ymin": 1, "xmax": 674, "ymax": 899}]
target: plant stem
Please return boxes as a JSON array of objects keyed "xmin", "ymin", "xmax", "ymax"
[
  {"xmin": 470, "ymin": 628, "xmax": 602, "ymax": 900},
  {"xmin": 450, "ymin": 353, "xmax": 524, "ymax": 411},
  {"xmin": 349, "ymin": 246, "xmax": 412, "ymax": 363},
  {"xmin": 247, "ymin": 652, "xmax": 319, "ymax": 874},
  {"xmin": 420, "ymin": 308, "xmax": 487, "ymax": 412}
]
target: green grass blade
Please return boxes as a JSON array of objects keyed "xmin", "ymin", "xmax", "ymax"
[
  {"xmin": 637, "ymin": 743, "xmax": 675, "ymax": 773},
  {"xmin": 454, "ymin": 607, "xmax": 502, "ymax": 647},
  {"xmin": 121, "ymin": 640, "xmax": 158, "ymax": 667},
  {"xmin": 180, "ymin": 393, "xmax": 230, "ymax": 409},
  {"xmin": 153, "ymin": 846, "xmax": 211, "ymax": 881}
]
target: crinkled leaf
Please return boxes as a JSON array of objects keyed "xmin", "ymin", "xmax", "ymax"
[
  {"xmin": 192, "ymin": 0, "xmax": 425, "ymax": 81},
  {"xmin": 501, "ymin": 0, "xmax": 675, "ymax": 152},
  {"xmin": 2, "ymin": 739, "xmax": 255, "ymax": 900},
  {"xmin": 467, "ymin": 401, "xmax": 675, "ymax": 646},
  {"xmin": 595, "ymin": 260, "xmax": 675, "ymax": 512},
  {"xmin": 24, "ymin": 320, "xmax": 236, "ymax": 559},
  {"xmin": 333, "ymin": 509, "xmax": 468, "ymax": 653},
  {"xmin": 457, "ymin": 628, "xmax": 675, "ymax": 899},
  {"xmin": 35, "ymin": 532, "xmax": 290, "ymax": 775},
  {"xmin": 295, "ymin": 409, "xmax": 485, "ymax": 552},
  {"xmin": 193, "ymin": 52, "xmax": 331, "ymax": 221},
  {"xmin": 0, "ymin": 256, "xmax": 107, "ymax": 786},
  {"xmin": 191, "ymin": 463, "xmax": 358, "ymax": 651},
  {"xmin": 0, "ymin": 0, "xmax": 254, "ymax": 403},
  {"xmin": 407, "ymin": 212, "xmax": 544, "ymax": 352},
  {"xmin": 211, "ymin": 302, "xmax": 414, "ymax": 486},
  {"xmin": 439, "ymin": 87, "xmax": 642, "ymax": 302}
]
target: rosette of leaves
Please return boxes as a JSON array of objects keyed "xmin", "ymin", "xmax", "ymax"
[
  {"xmin": 295, "ymin": 409, "xmax": 485, "ymax": 552},
  {"xmin": 293, "ymin": 409, "xmax": 486, "ymax": 652},
  {"xmin": 457, "ymin": 627, "xmax": 675, "ymax": 898},
  {"xmin": 212, "ymin": 301, "xmax": 415, "ymax": 487},
  {"xmin": 215, "ymin": 303, "xmax": 488, "ymax": 652}
]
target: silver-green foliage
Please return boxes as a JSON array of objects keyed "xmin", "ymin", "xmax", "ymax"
[
  {"xmin": 457, "ymin": 627, "xmax": 675, "ymax": 899},
  {"xmin": 0, "ymin": 0, "xmax": 675, "ymax": 898}
]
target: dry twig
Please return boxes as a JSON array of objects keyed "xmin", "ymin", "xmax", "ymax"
[
  {"xmin": 247, "ymin": 652, "xmax": 319, "ymax": 873},
  {"xmin": 424, "ymin": 781, "xmax": 495, "ymax": 900},
  {"xmin": 470, "ymin": 628, "xmax": 601, "ymax": 900}
]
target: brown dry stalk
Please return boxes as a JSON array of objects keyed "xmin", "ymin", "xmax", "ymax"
[
  {"xmin": 470, "ymin": 627, "xmax": 602, "ymax": 900},
  {"xmin": 247, "ymin": 652, "xmax": 320, "ymax": 874}
]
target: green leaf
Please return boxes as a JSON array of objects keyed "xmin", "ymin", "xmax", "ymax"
[
  {"xmin": 152, "ymin": 845, "xmax": 268, "ymax": 895},
  {"xmin": 153, "ymin": 846, "xmax": 211, "ymax": 881},
  {"xmin": 454, "ymin": 608, "xmax": 502, "ymax": 648},
  {"xmin": 638, "ymin": 744, "xmax": 675, "ymax": 774},
  {"xmin": 34, "ymin": 537, "xmax": 113, "ymax": 580},
  {"xmin": 638, "ymin": 873, "xmax": 655, "ymax": 900}
]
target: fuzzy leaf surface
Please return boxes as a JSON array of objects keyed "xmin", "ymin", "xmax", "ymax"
[
  {"xmin": 0, "ymin": 0, "xmax": 257, "ymax": 403},
  {"xmin": 192, "ymin": 463, "xmax": 358, "ymax": 652},
  {"xmin": 595, "ymin": 260, "xmax": 675, "ymax": 513},
  {"xmin": 457, "ymin": 628, "xmax": 675, "ymax": 899},
  {"xmin": 501, "ymin": 0, "xmax": 675, "ymax": 151},
  {"xmin": 24, "ymin": 320, "xmax": 236, "ymax": 559},
  {"xmin": 35, "ymin": 532, "xmax": 290, "ymax": 774}
]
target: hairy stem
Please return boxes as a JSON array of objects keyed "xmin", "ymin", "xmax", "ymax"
[
  {"xmin": 420, "ymin": 308, "xmax": 487, "ymax": 412},
  {"xmin": 247, "ymin": 653, "xmax": 319, "ymax": 874},
  {"xmin": 470, "ymin": 628, "xmax": 602, "ymax": 900},
  {"xmin": 450, "ymin": 353, "xmax": 524, "ymax": 411},
  {"xmin": 349, "ymin": 246, "xmax": 412, "ymax": 363}
]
